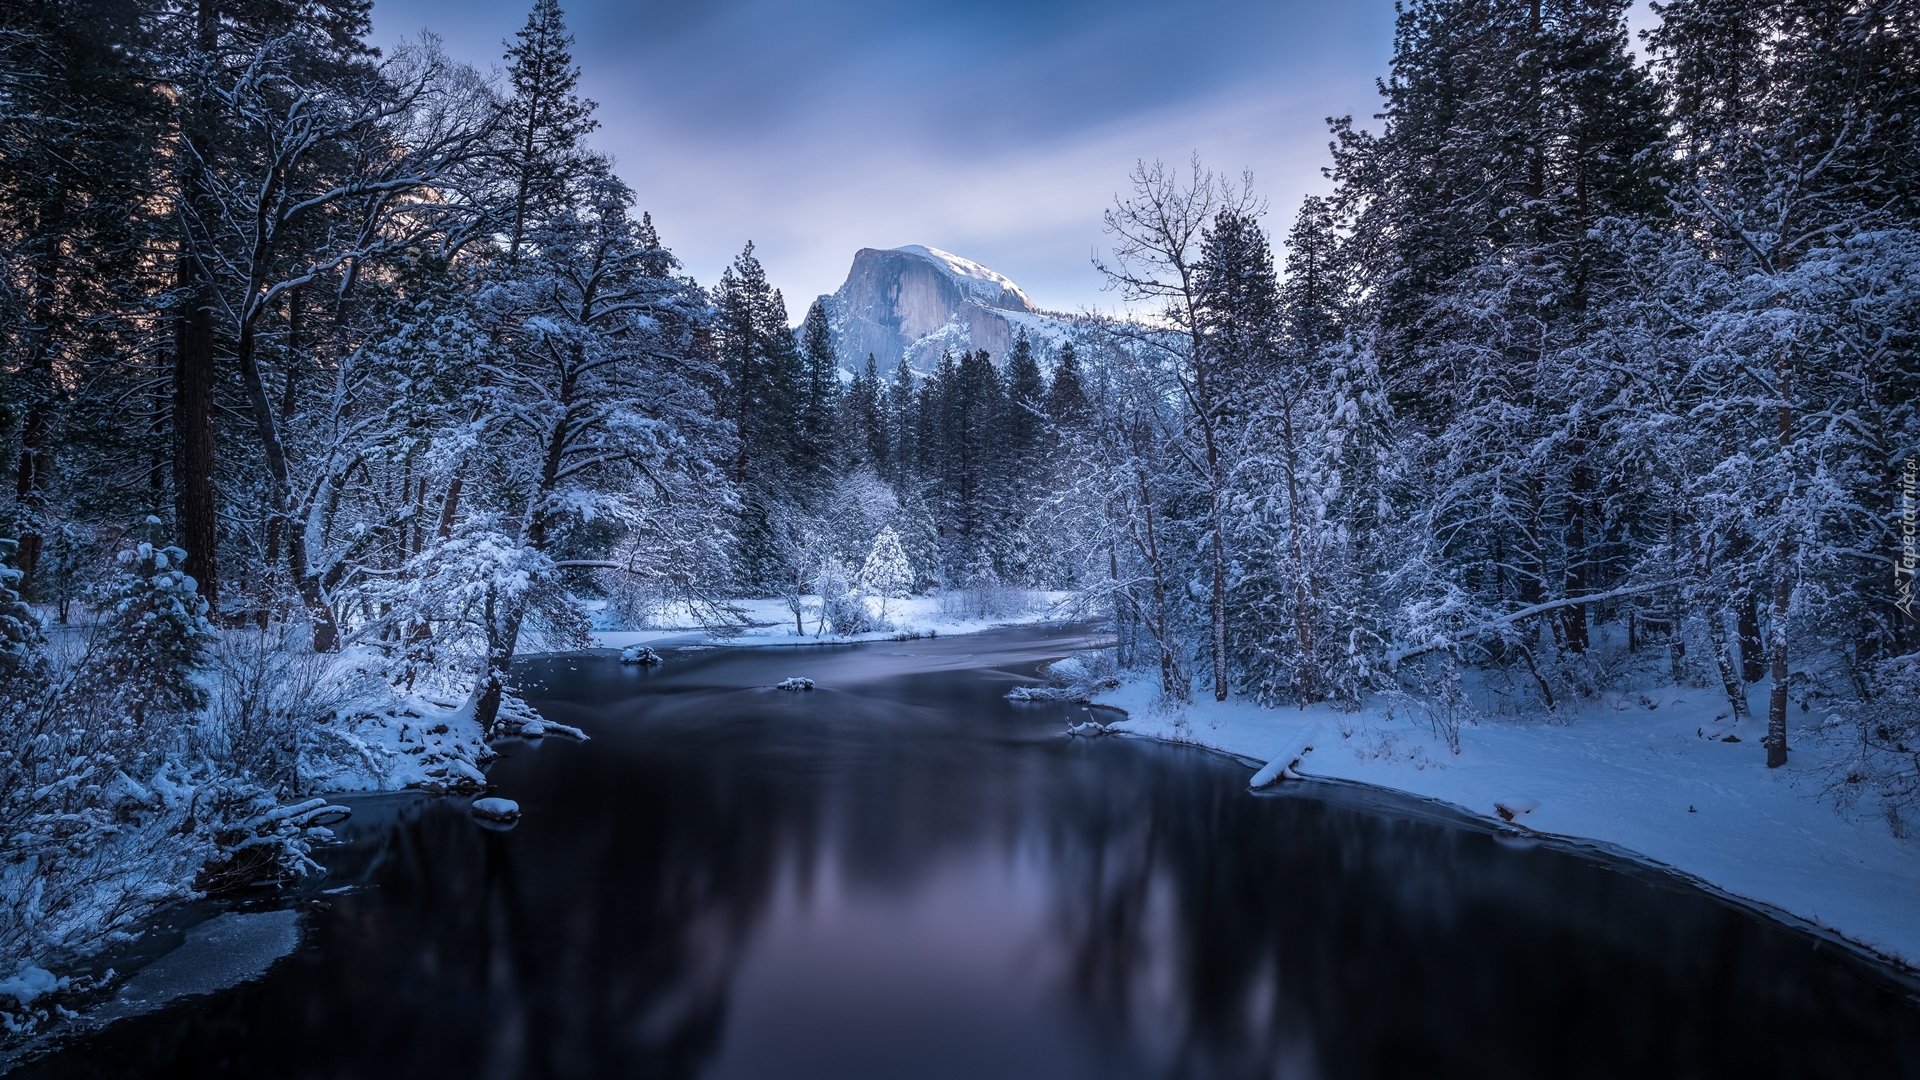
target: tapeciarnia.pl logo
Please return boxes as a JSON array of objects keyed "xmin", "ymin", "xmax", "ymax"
[{"xmin": 1900, "ymin": 457, "xmax": 1917, "ymax": 620}]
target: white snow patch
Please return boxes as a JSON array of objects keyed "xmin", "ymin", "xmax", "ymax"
[{"xmin": 0, "ymin": 967, "xmax": 64, "ymax": 1010}]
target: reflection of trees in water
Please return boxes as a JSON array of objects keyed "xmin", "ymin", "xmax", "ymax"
[
  {"xmin": 30, "ymin": 656, "xmax": 1920, "ymax": 1079},
  {"xmin": 1037, "ymin": 745, "xmax": 1920, "ymax": 1079}
]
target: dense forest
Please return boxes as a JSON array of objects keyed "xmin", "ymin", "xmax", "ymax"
[{"xmin": 1, "ymin": 0, "xmax": 1916, "ymax": 998}]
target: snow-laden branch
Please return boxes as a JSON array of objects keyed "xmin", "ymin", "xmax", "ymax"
[{"xmin": 1387, "ymin": 580, "xmax": 1684, "ymax": 668}]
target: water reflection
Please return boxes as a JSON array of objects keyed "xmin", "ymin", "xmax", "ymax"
[{"xmin": 23, "ymin": 628, "xmax": 1920, "ymax": 1079}]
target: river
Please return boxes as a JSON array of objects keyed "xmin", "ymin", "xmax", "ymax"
[{"xmin": 18, "ymin": 625, "xmax": 1920, "ymax": 1078}]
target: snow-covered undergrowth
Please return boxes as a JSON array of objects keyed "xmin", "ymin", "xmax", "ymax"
[
  {"xmin": 1088, "ymin": 658, "xmax": 1920, "ymax": 970},
  {"xmin": 0, "ymin": 542, "xmax": 581, "ymax": 1037}
]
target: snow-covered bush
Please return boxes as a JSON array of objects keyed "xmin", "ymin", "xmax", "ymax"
[
  {"xmin": 0, "ymin": 541, "xmax": 358, "ymax": 1000},
  {"xmin": 365, "ymin": 527, "xmax": 589, "ymax": 731},
  {"xmin": 814, "ymin": 557, "xmax": 871, "ymax": 636},
  {"xmin": 1828, "ymin": 653, "xmax": 1920, "ymax": 837}
]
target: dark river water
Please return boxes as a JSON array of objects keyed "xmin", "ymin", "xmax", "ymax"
[{"xmin": 19, "ymin": 626, "xmax": 1920, "ymax": 1079}]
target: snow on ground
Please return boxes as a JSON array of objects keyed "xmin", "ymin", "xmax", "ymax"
[
  {"xmin": 591, "ymin": 592, "xmax": 1074, "ymax": 652},
  {"xmin": 295, "ymin": 654, "xmax": 500, "ymax": 797},
  {"xmin": 1094, "ymin": 677, "xmax": 1920, "ymax": 970}
]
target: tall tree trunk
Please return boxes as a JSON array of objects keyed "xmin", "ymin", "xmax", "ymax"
[
  {"xmin": 172, "ymin": 259, "xmax": 219, "ymax": 608},
  {"xmin": 1561, "ymin": 457, "xmax": 1590, "ymax": 653},
  {"xmin": 1765, "ymin": 349, "xmax": 1793, "ymax": 768},
  {"xmin": 172, "ymin": 0, "xmax": 221, "ymax": 608},
  {"xmin": 13, "ymin": 195, "xmax": 67, "ymax": 589},
  {"xmin": 1737, "ymin": 589, "xmax": 1765, "ymax": 682}
]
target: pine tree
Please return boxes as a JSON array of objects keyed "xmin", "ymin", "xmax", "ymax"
[
  {"xmin": 1280, "ymin": 196, "xmax": 1346, "ymax": 352},
  {"xmin": 1002, "ymin": 331, "xmax": 1048, "ymax": 478},
  {"xmin": 502, "ymin": 0, "xmax": 600, "ymax": 259},
  {"xmin": 884, "ymin": 357, "xmax": 918, "ymax": 485},
  {"xmin": 92, "ymin": 536, "xmax": 215, "ymax": 719},
  {"xmin": 713, "ymin": 243, "xmax": 804, "ymax": 589},
  {"xmin": 1044, "ymin": 340, "xmax": 1089, "ymax": 427},
  {"xmin": 0, "ymin": 539, "xmax": 47, "ymax": 695},
  {"xmin": 796, "ymin": 300, "xmax": 841, "ymax": 487},
  {"xmin": 842, "ymin": 353, "xmax": 887, "ymax": 471}
]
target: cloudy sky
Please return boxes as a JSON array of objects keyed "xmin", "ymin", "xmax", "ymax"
[{"xmin": 368, "ymin": 0, "xmax": 1403, "ymax": 314}]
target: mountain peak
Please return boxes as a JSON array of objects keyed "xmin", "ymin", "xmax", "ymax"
[
  {"xmin": 823, "ymin": 246, "xmax": 1065, "ymax": 372},
  {"xmin": 887, "ymin": 245, "xmax": 1036, "ymax": 313}
]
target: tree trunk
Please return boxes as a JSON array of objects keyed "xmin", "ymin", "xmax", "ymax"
[
  {"xmin": 1210, "ymin": 520, "xmax": 1228, "ymax": 701},
  {"xmin": 13, "ymin": 195, "xmax": 66, "ymax": 590},
  {"xmin": 1766, "ymin": 575, "xmax": 1790, "ymax": 766},
  {"xmin": 1737, "ymin": 590, "xmax": 1765, "ymax": 682},
  {"xmin": 172, "ymin": 0, "xmax": 221, "ymax": 608},
  {"xmin": 1561, "ymin": 460, "xmax": 1590, "ymax": 653},
  {"xmin": 1707, "ymin": 605, "xmax": 1751, "ymax": 723},
  {"xmin": 172, "ymin": 261, "xmax": 219, "ymax": 608},
  {"xmin": 1765, "ymin": 346, "xmax": 1792, "ymax": 768}
]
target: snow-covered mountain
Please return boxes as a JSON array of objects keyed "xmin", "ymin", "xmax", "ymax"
[{"xmin": 820, "ymin": 245, "xmax": 1073, "ymax": 373}]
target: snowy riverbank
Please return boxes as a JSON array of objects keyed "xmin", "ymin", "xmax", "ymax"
[
  {"xmin": 1093, "ymin": 679, "xmax": 1920, "ymax": 971},
  {"xmin": 588, "ymin": 592, "xmax": 1076, "ymax": 652}
]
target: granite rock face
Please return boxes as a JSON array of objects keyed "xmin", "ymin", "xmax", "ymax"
[{"xmin": 821, "ymin": 245, "xmax": 1069, "ymax": 372}]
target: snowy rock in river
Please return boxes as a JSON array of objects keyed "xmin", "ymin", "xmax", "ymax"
[
  {"xmin": 470, "ymin": 797, "xmax": 521, "ymax": 822},
  {"xmin": 1494, "ymin": 796, "xmax": 1541, "ymax": 823},
  {"xmin": 620, "ymin": 645, "xmax": 662, "ymax": 665},
  {"xmin": 776, "ymin": 677, "xmax": 815, "ymax": 692}
]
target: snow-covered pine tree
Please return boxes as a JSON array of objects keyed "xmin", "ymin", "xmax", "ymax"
[
  {"xmin": 860, "ymin": 526, "xmax": 913, "ymax": 625},
  {"xmin": 1201, "ymin": 206, "xmax": 1333, "ymax": 704},
  {"xmin": 502, "ymin": 0, "xmax": 600, "ymax": 259},
  {"xmin": 0, "ymin": 539, "xmax": 46, "ymax": 696},
  {"xmin": 91, "ymin": 536, "xmax": 216, "ymax": 721}
]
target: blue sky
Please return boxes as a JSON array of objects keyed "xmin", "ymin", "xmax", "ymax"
[{"xmin": 367, "ymin": 0, "xmax": 1395, "ymax": 312}]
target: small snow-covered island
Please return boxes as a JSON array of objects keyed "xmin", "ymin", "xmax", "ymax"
[{"xmin": 2, "ymin": 0, "xmax": 1917, "ymax": 1072}]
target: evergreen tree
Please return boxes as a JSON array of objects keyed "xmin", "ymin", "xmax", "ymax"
[
  {"xmin": 841, "ymin": 353, "xmax": 887, "ymax": 472},
  {"xmin": 0, "ymin": 539, "xmax": 46, "ymax": 695},
  {"xmin": 795, "ymin": 300, "xmax": 841, "ymax": 487},
  {"xmin": 713, "ymin": 243, "xmax": 804, "ymax": 589},
  {"xmin": 502, "ymin": 0, "xmax": 600, "ymax": 259},
  {"xmin": 884, "ymin": 357, "xmax": 918, "ymax": 485},
  {"xmin": 1002, "ymin": 331, "xmax": 1048, "ymax": 480},
  {"xmin": 1280, "ymin": 196, "xmax": 1347, "ymax": 352},
  {"xmin": 92, "ymin": 536, "xmax": 216, "ymax": 719},
  {"xmin": 1044, "ymin": 340, "xmax": 1089, "ymax": 427}
]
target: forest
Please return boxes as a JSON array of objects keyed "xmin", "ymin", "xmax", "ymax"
[{"xmin": 1, "ymin": 0, "xmax": 1917, "ymax": 1002}]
